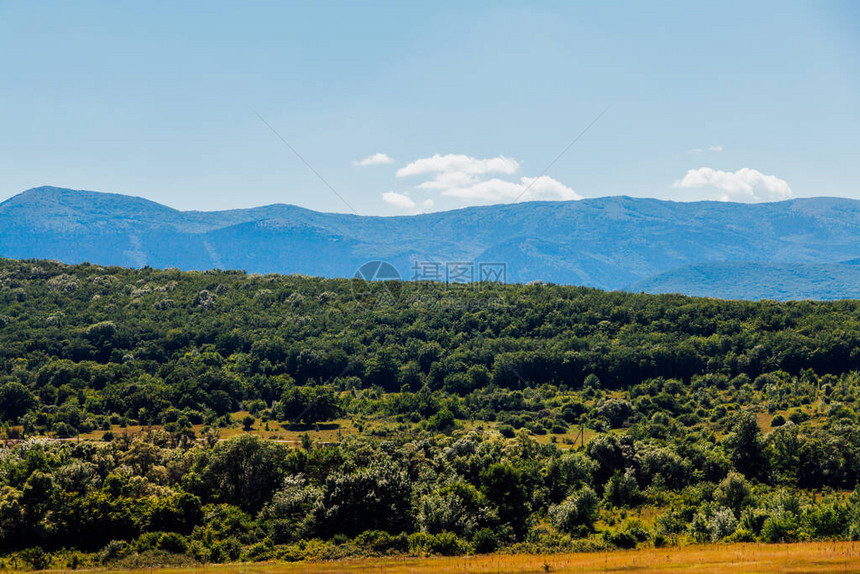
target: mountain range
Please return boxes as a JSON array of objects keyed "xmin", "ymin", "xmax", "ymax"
[{"xmin": 2, "ymin": 186, "xmax": 860, "ymax": 300}]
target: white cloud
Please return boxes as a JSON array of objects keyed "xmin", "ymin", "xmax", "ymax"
[
  {"xmin": 442, "ymin": 175, "xmax": 581, "ymax": 203},
  {"xmin": 395, "ymin": 152, "xmax": 580, "ymax": 207},
  {"xmin": 519, "ymin": 176, "xmax": 582, "ymax": 201},
  {"xmin": 673, "ymin": 167, "xmax": 792, "ymax": 202},
  {"xmin": 687, "ymin": 148, "xmax": 703, "ymax": 154},
  {"xmin": 396, "ymin": 153, "xmax": 519, "ymax": 178},
  {"xmin": 353, "ymin": 153, "xmax": 394, "ymax": 167},
  {"xmin": 381, "ymin": 191, "xmax": 415, "ymax": 209}
]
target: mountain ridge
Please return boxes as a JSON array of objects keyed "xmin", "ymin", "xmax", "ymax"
[
  {"xmin": 2, "ymin": 186, "xmax": 860, "ymax": 299},
  {"xmin": 631, "ymin": 261, "xmax": 860, "ymax": 301}
]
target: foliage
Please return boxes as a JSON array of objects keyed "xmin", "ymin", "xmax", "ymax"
[{"xmin": 0, "ymin": 259, "xmax": 859, "ymax": 562}]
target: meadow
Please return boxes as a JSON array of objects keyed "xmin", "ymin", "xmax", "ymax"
[{"xmin": 87, "ymin": 543, "xmax": 860, "ymax": 574}]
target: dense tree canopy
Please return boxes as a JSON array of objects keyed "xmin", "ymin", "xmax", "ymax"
[{"xmin": 1, "ymin": 258, "xmax": 860, "ymax": 567}]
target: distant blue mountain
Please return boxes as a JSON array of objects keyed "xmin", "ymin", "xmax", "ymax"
[
  {"xmin": 629, "ymin": 261, "xmax": 860, "ymax": 301},
  {"xmin": 2, "ymin": 186, "xmax": 860, "ymax": 299}
]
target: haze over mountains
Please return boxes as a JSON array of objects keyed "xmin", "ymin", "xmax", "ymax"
[{"xmin": 2, "ymin": 186, "xmax": 860, "ymax": 300}]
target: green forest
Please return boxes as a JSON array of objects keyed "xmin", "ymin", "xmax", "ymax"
[{"xmin": 1, "ymin": 258, "xmax": 860, "ymax": 569}]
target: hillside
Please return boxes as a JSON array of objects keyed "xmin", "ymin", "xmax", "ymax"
[
  {"xmin": 2, "ymin": 259, "xmax": 860, "ymax": 565},
  {"xmin": 631, "ymin": 261, "xmax": 860, "ymax": 300},
  {"xmin": 2, "ymin": 187, "xmax": 860, "ymax": 298}
]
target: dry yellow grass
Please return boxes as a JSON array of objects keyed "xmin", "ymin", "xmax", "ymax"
[
  {"xmin": 75, "ymin": 416, "xmax": 363, "ymax": 446},
  {"xmin": 88, "ymin": 542, "xmax": 860, "ymax": 574},
  {"xmin": 71, "ymin": 414, "xmax": 596, "ymax": 449}
]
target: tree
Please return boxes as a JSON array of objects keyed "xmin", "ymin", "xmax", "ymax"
[
  {"xmin": 604, "ymin": 468, "xmax": 642, "ymax": 507},
  {"xmin": 279, "ymin": 386, "xmax": 341, "ymax": 425},
  {"xmin": 714, "ymin": 472, "xmax": 753, "ymax": 516},
  {"xmin": 191, "ymin": 435, "xmax": 287, "ymax": 513},
  {"xmin": 0, "ymin": 382, "xmax": 36, "ymax": 421},
  {"xmin": 549, "ymin": 487, "xmax": 599, "ymax": 535},
  {"xmin": 316, "ymin": 460, "xmax": 412, "ymax": 537},
  {"xmin": 480, "ymin": 462, "xmax": 531, "ymax": 537},
  {"xmin": 723, "ymin": 413, "xmax": 769, "ymax": 481}
]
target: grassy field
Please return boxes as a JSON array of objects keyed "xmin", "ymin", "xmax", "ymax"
[
  {"xmin": 86, "ymin": 543, "xmax": 860, "ymax": 574},
  {"xmin": 68, "ymin": 412, "xmax": 598, "ymax": 449}
]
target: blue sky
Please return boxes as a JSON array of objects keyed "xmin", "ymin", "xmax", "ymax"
[{"xmin": 1, "ymin": 1, "xmax": 857, "ymax": 214}]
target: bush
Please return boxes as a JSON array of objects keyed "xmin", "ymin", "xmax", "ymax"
[
  {"xmin": 353, "ymin": 530, "xmax": 409, "ymax": 554},
  {"xmin": 603, "ymin": 529, "xmax": 637, "ymax": 549},
  {"xmin": 408, "ymin": 532, "xmax": 471, "ymax": 556},
  {"xmin": 725, "ymin": 528, "xmax": 756, "ymax": 543},
  {"xmin": 549, "ymin": 487, "xmax": 599, "ymax": 535},
  {"xmin": 157, "ymin": 532, "xmax": 188, "ymax": 554},
  {"xmin": 209, "ymin": 537, "xmax": 242, "ymax": 563},
  {"xmin": 761, "ymin": 510, "xmax": 800, "ymax": 543},
  {"xmin": 604, "ymin": 469, "xmax": 642, "ymax": 507},
  {"xmin": 135, "ymin": 532, "xmax": 162, "ymax": 552},
  {"xmin": 714, "ymin": 472, "xmax": 753, "ymax": 516},
  {"xmin": 244, "ymin": 540, "xmax": 274, "ymax": 561},
  {"xmin": 604, "ymin": 519, "xmax": 649, "ymax": 549},
  {"xmin": 53, "ymin": 421, "xmax": 77, "ymax": 438},
  {"xmin": 739, "ymin": 507, "xmax": 770, "ymax": 536},
  {"xmin": 427, "ymin": 409, "xmax": 457, "ymax": 433},
  {"xmin": 19, "ymin": 547, "xmax": 50, "ymax": 570},
  {"xmin": 803, "ymin": 502, "xmax": 848, "ymax": 539},
  {"xmin": 788, "ymin": 410, "xmax": 809, "ymax": 424},
  {"xmin": 472, "ymin": 528, "xmax": 499, "ymax": 554},
  {"xmin": 99, "ymin": 540, "xmax": 131, "ymax": 564},
  {"xmin": 707, "ymin": 507, "xmax": 738, "ymax": 541}
]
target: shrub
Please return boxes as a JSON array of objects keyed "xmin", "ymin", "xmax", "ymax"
[
  {"xmin": 157, "ymin": 532, "xmax": 188, "ymax": 554},
  {"xmin": 707, "ymin": 507, "xmax": 738, "ymax": 541},
  {"xmin": 604, "ymin": 529, "xmax": 637, "ymax": 549},
  {"xmin": 604, "ymin": 519, "xmax": 649, "ymax": 549},
  {"xmin": 724, "ymin": 528, "xmax": 756, "ymax": 542},
  {"xmin": 803, "ymin": 502, "xmax": 848, "ymax": 539},
  {"xmin": 739, "ymin": 507, "xmax": 770, "ymax": 536},
  {"xmin": 427, "ymin": 409, "xmax": 457, "ymax": 433},
  {"xmin": 135, "ymin": 532, "xmax": 162, "ymax": 552},
  {"xmin": 53, "ymin": 421, "xmax": 77, "ymax": 438},
  {"xmin": 353, "ymin": 530, "xmax": 409, "ymax": 554},
  {"xmin": 761, "ymin": 509, "xmax": 800, "ymax": 543},
  {"xmin": 208, "ymin": 537, "xmax": 242, "ymax": 563},
  {"xmin": 472, "ymin": 528, "xmax": 499, "ymax": 554},
  {"xmin": 98, "ymin": 540, "xmax": 131, "ymax": 564},
  {"xmin": 549, "ymin": 487, "xmax": 599, "ymax": 535},
  {"xmin": 408, "ymin": 532, "xmax": 471, "ymax": 556},
  {"xmin": 244, "ymin": 539, "xmax": 274, "ymax": 561},
  {"xmin": 604, "ymin": 469, "xmax": 642, "ymax": 507},
  {"xmin": 19, "ymin": 547, "xmax": 50, "ymax": 570},
  {"xmin": 788, "ymin": 410, "xmax": 810, "ymax": 424},
  {"xmin": 714, "ymin": 472, "xmax": 753, "ymax": 516}
]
